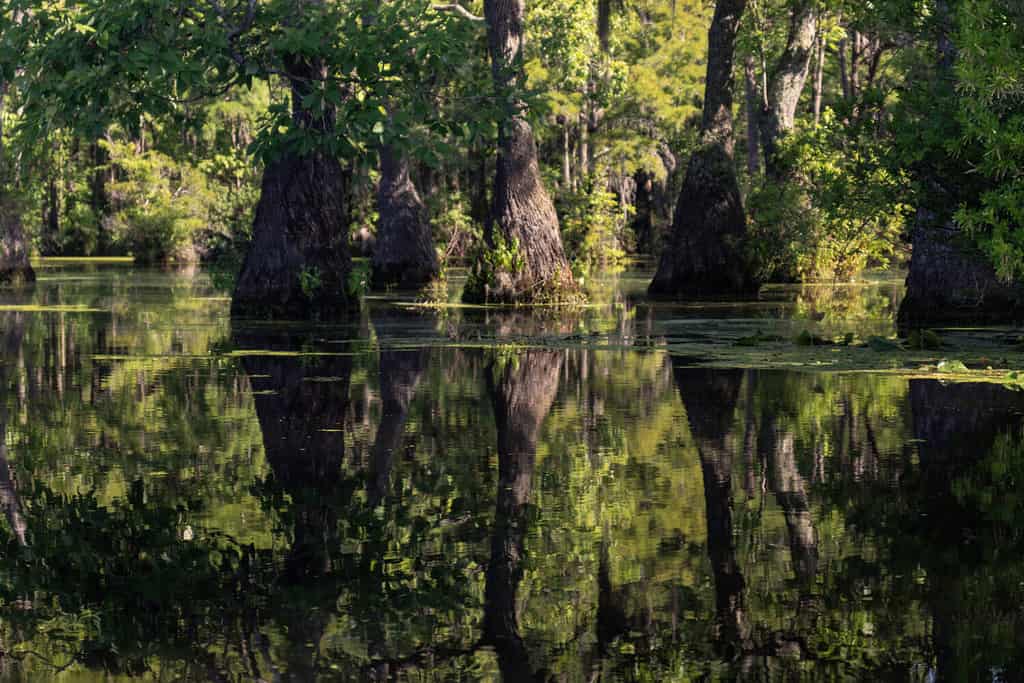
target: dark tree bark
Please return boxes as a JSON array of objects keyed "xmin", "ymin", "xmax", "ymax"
[
  {"xmin": 90, "ymin": 140, "xmax": 110, "ymax": 254},
  {"xmin": 372, "ymin": 143, "xmax": 440, "ymax": 289},
  {"xmin": 672, "ymin": 365, "xmax": 752, "ymax": 657},
  {"xmin": 482, "ymin": 349, "xmax": 562, "ymax": 680},
  {"xmin": 759, "ymin": 0, "xmax": 818, "ymax": 180},
  {"xmin": 368, "ymin": 0, "xmax": 439, "ymax": 290},
  {"xmin": 597, "ymin": 0, "xmax": 613, "ymax": 53},
  {"xmin": 900, "ymin": 219, "xmax": 1024, "ymax": 326},
  {"xmin": 0, "ymin": 82, "xmax": 35, "ymax": 286},
  {"xmin": 649, "ymin": 0, "xmax": 756, "ymax": 298},
  {"xmin": 465, "ymin": 0, "xmax": 576, "ymax": 304},
  {"xmin": 43, "ymin": 176, "xmax": 59, "ymax": 255},
  {"xmin": 899, "ymin": 0, "xmax": 1024, "ymax": 325},
  {"xmin": 232, "ymin": 46, "xmax": 355, "ymax": 318}
]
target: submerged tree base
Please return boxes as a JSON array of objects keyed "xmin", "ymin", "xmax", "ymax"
[
  {"xmin": 649, "ymin": 144, "xmax": 759, "ymax": 299},
  {"xmin": 371, "ymin": 146, "xmax": 439, "ymax": 290},
  {"xmin": 232, "ymin": 153, "xmax": 356, "ymax": 319},
  {"xmin": 0, "ymin": 197, "xmax": 36, "ymax": 286},
  {"xmin": 899, "ymin": 223, "xmax": 1024, "ymax": 328}
]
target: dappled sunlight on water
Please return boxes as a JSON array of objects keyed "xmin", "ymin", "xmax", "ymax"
[{"xmin": 0, "ymin": 262, "xmax": 1022, "ymax": 680}]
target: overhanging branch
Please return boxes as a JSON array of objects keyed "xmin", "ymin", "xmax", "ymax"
[{"xmin": 432, "ymin": 3, "xmax": 485, "ymax": 23}]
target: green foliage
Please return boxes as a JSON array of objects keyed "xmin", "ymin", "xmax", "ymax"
[
  {"xmin": 951, "ymin": 0, "xmax": 1024, "ymax": 282},
  {"xmin": 101, "ymin": 138, "xmax": 209, "ymax": 264},
  {"xmin": 748, "ymin": 111, "xmax": 907, "ymax": 281},
  {"xmin": 346, "ymin": 258, "xmax": 371, "ymax": 298},
  {"xmin": 559, "ymin": 183, "xmax": 629, "ymax": 276},
  {"xmin": 298, "ymin": 265, "xmax": 323, "ymax": 300}
]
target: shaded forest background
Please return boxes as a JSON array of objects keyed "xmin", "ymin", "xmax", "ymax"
[{"xmin": 0, "ymin": 0, "xmax": 1022, "ymax": 319}]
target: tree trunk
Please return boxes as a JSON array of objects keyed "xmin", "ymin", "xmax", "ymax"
[
  {"xmin": 372, "ymin": 143, "xmax": 439, "ymax": 289},
  {"xmin": 744, "ymin": 55, "xmax": 761, "ymax": 177},
  {"xmin": 43, "ymin": 176, "xmax": 59, "ymax": 255},
  {"xmin": 813, "ymin": 31, "xmax": 825, "ymax": 126},
  {"xmin": 760, "ymin": 0, "xmax": 817, "ymax": 180},
  {"xmin": 597, "ymin": 0, "xmax": 613, "ymax": 53},
  {"xmin": 232, "ymin": 47, "xmax": 355, "ymax": 318},
  {"xmin": 482, "ymin": 349, "xmax": 562, "ymax": 680},
  {"xmin": 898, "ymin": 0, "xmax": 1024, "ymax": 325},
  {"xmin": 465, "ymin": 0, "xmax": 576, "ymax": 304},
  {"xmin": 0, "ymin": 82, "xmax": 35, "ymax": 286},
  {"xmin": 899, "ymin": 218, "xmax": 1024, "ymax": 326},
  {"xmin": 90, "ymin": 140, "xmax": 110, "ymax": 254},
  {"xmin": 649, "ymin": 0, "xmax": 755, "ymax": 298},
  {"xmin": 837, "ymin": 37, "xmax": 850, "ymax": 101}
]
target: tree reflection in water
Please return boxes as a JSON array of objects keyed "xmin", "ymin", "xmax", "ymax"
[{"xmin": 0, "ymin": 276, "xmax": 1022, "ymax": 679}]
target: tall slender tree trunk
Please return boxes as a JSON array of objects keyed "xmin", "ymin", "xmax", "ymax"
[
  {"xmin": 759, "ymin": 1, "xmax": 818, "ymax": 180},
  {"xmin": 812, "ymin": 31, "xmax": 825, "ymax": 125},
  {"xmin": 649, "ymin": 0, "xmax": 755, "ymax": 298},
  {"xmin": 465, "ymin": 0, "xmax": 576, "ymax": 304},
  {"xmin": 372, "ymin": 143, "xmax": 439, "ymax": 288},
  {"xmin": 43, "ymin": 176, "xmax": 59, "ymax": 255},
  {"xmin": 232, "ymin": 9, "xmax": 355, "ymax": 318},
  {"xmin": 744, "ymin": 55, "xmax": 761, "ymax": 177}
]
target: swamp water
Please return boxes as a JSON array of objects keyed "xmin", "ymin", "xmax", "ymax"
[{"xmin": 0, "ymin": 261, "xmax": 1022, "ymax": 680}]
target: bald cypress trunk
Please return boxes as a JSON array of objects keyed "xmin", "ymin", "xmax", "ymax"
[
  {"xmin": 232, "ymin": 40, "xmax": 355, "ymax": 318},
  {"xmin": 372, "ymin": 144, "xmax": 439, "ymax": 289},
  {"xmin": 899, "ymin": 0, "xmax": 1024, "ymax": 325},
  {"xmin": 650, "ymin": 0, "xmax": 755, "ymax": 298},
  {"xmin": 0, "ymin": 81, "xmax": 35, "ymax": 286},
  {"xmin": 465, "ymin": 0, "xmax": 576, "ymax": 304},
  {"xmin": 760, "ymin": 1, "xmax": 818, "ymax": 180},
  {"xmin": 368, "ymin": 0, "xmax": 438, "ymax": 290}
]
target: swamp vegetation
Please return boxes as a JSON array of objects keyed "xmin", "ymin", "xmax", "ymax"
[
  {"xmin": 1, "ymin": 0, "xmax": 1024, "ymax": 679},
  {"xmin": 0, "ymin": 262, "xmax": 1021, "ymax": 679}
]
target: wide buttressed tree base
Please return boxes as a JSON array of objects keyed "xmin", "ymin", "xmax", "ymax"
[
  {"xmin": 463, "ymin": 118, "xmax": 578, "ymax": 305},
  {"xmin": 649, "ymin": 0, "xmax": 757, "ymax": 299},
  {"xmin": 232, "ymin": 153, "xmax": 355, "ymax": 318},
  {"xmin": 371, "ymin": 145, "xmax": 439, "ymax": 289},
  {"xmin": 0, "ymin": 194, "xmax": 35, "ymax": 286},
  {"xmin": 465, "ymin": 0, "xmax": 578, "ymax": 306},
  {"xmin": 649, "ymin": 143, "xmax": 754, "ymax": 297},
  {"xmin": 899, "ymin": 218, "xmax": 1024, "ymax": 328}
]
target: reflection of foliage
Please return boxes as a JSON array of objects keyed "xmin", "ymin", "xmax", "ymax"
[
  {"xmin": 0, "ymin": 480, "xmax": 267, "ymax": 677},
  {"xmin": 5, "ymin": 267, "xmax": 1024, "ymax": 679}
]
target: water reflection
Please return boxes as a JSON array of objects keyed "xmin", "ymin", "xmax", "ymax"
[{"xmin": 0, "ymin": 265, "xmax": 1022, "ymax": 679}]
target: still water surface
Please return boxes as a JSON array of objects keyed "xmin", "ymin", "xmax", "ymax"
[{"xmin": 0, "ymin": 262, "xmax": 1021, "ymax": 681}]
